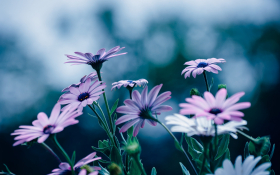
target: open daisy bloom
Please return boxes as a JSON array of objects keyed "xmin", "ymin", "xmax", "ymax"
[
  {"xmin": 165, "ymin": 114, "xmax": 247, "ymax": 139},
  {"xmin": 182, "ymin": 58, "xmax": 225, "ymax": 78},
  {"xmin": 49, "ymin": 152, "xmax": 101, "ymax": 175},
  {"xmin": 116, "ymin": 84, "xmax": 172, "ymax": 137},
  {"xmin": 111, "ymin": 79, "xmax": 148, "ymax": 91},
  {"xmin": 208, "ymin": 155, "xmax": 271, "ymax": 175},
  {"xmin": 59, "ymin": 78, "xmax": 106, "ymax": 111},
  {"xmin": 62, "ymin": 72, "xmax": 98, "ymax": 92},
  {"xmin": 65, "ymin": 46, "xmax": 127, "ymax": 71},
  {"xmin": 179, "ymin": 88, "xmax": 251, "ymax": 124},
  {"xmin": 11, "ymin": 104, "xmax": 82, "ymax": 146}
]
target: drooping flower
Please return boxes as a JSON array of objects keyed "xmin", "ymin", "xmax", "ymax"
[
  {"xmin": 208, "ymin": 155, "xmax": 271, "ymax": 175},
  {"xmin": 11, "ymin": 104, "xmax": 82, "ymax": 146},
  {"xmin": 58, "ymin": 78, "xmax": 106, "ymax": 111},
  {"xmin": 165, "ymin": 114, "xmax": 247, "ymax": 139},
  {"xmin": 111, "ymin": 79, "xmax": 148, "ymax": 91},
  {"xmin": 182, "ymin": 58, "xmax": 225, "ymax": 78},
  {"xmin": 62, "ymin": 72, "xmax": 98, "ymax": 92},
  {"xmin": 49, "ymin": 152, "xmax": 101, "ymax": 175},
  {"xmin": 79, "ymin": 169, "xmax": 98, "ymax": 175},
  {"xmin": 65, "ymin": 46, "xmax": 127, "ymax": 71},
  {"xmin": 116, "ymin": 84, "xmax": 172, "ymax": 137},
  {"xmin": 179, "ymin": 88, "xmax": 251, "ymax": 124}
]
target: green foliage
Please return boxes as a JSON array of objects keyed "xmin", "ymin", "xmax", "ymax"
[
  {"xmin": 110, "ymin": 99, "xmax": 119, "ymax": 116},
  {"xmin": 185, "ymin": 135, "xmax": 203, "ymax": 159},
  {"xmin": 98, "ymin": 163, "xmax": 110, "ymax": 175},
  {"xmin": 190, "ymin": 88, "xmax": 201, "ymax": 97},
  {"xmin": 179, "ymin": 162, "xmax": 190, "ymax": 175},
  {"xmin": 128, "ymin": 158, "xmax": 142, "ymax": 175},
  {"xmin": 71, "ymin": 151, "xmax": 76, "ymax": 164},
  {"xmin": 209, "ymin": 78, "xmax": 214, "ymax": 91},
  {"xmin": 0, "ymin": 164, "xmax": 15, "ymax": 175},
  {"xmin": 249, "ymin": 136, "xmax": 271, "ymax": 156},
  {"xmin": 108, "ymin": 163, "xmax": 123, "ymax": 175},
  {"xmin": 110, "ymin": 146, "xmax": 124, "ymax": 168},
  {"xmin": 151, "ymin": 167, "xmax": 157, "ymax": 175},
  {"xmin": 244, "ymin": 142, "xmax": 250, "ymax": 158},
  {"xmin": 215, "ymin": 134, "xmax": 230, "ymax": 160}
]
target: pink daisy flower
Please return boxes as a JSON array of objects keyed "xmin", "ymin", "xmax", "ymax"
[
  {"xmin": 58, "ymin": 78, "xmax": 106, "ymax": 111},
  {"xmin": 65, "ymin": 46, "xmax": 127, "ymax": 71},
  {"xmin": 111, "ymin": 79, "xmax": 148, "ymax": 91},
  {"xmin": 116, "ymin": 84, "xmax": 172, "ymax": 137},
  {"xmin": 11, "ymin": 104, "xmax": 82, "ymax": 146},
  {"xmin": 179, "ymin": 88, "xmax": 251, "ymax": 124},
  {"xmin": 182, "ymin": 58, "xmax": 225, "ymax": 78},
  {"xmin": 62, "ymin": 72, "xmax": 98, "ymax": 92},
  {"xmin": 49, "ymin": 152, "xmax": 101, "ymax": 175}
]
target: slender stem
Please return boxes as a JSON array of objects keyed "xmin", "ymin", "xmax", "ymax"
[
  {"xmin": 214, "ymin": 124, "xmax": 218, "ymax": 155},
  {"xmin": 129, "ymin": 89, "xmax": 132, "ymax": 99},
  {"xmin": 88, "ymin": 105, "xmax": 115, "ymax": 145},
  {"xmin": 132, "ymin": 155, "xmax": 147, "ymax": 175},
  {"xmin": 199, "ymin": 150, "xmax": 207, "ymax": 175},
  {"xmin": 203, "ymin": 71, "xmax": 209, "ymax": 92},
  {"xmin": 237, "ymin": 130, "xmax": 257, "ymax": 142},
  {"xmin": 40, "ymin": 142, "xmax": 61, "ymax": 163},
  {"xmin": 52, "ymin": 134, "xmax": 75, "ymax": 175},
  {"xmin": 95, "ymin": 103, "xmax": 111, "ymax": 132},
  {"xmin": 96, "ymin": 71, "xmax": 114, "ymax": 134},
  {"xmin": 157, "ymin": 120, "xmax": 198, "ymax": 175},
  {"xmin": 125, "ymin": 153, "xmax": 129, "ymax": 173}
]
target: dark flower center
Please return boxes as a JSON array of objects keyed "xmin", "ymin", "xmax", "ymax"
[
  {"xmin": 43, "ymin": 125, "xmax": 55, "ymax": 134},
  {"xmin": 92, "ymin": 54, "xmax": 100, "ymax": 61},
  {"xmin": 197, "ymin": 62, "xmax": 208, "ymax": 68},
  {"xmin": 209, "ymin": 108, "xmax": 222, "ymax": 115},
  {"xmin": 139, "ymin": 107, "xmax": 154, "ymax": 120},
  {"xmin": 78, "ymin": 93, "xmax": 90, "ymax": 102},
  {"xmin": 127, "ymin": 80, "xmax": 134, "ymax": 83},
  {"xmin": 87, "ymin": 55, "xmax": 106, "ymax": 71}
]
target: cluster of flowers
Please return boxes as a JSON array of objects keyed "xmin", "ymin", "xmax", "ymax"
[{"xmin": 10, "ymin": 46, "xmax": 273, "ymax": 175}]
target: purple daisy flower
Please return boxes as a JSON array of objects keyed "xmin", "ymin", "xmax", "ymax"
[
  {"xmin": 62, "ymin": 72, "xmax": 98, "ymax": 92},
  {"xmin": 179, "ymin": 88, "xmax": 251, "ymax": 124},
  {"xmin": 116, "ymin": 84, "xmax": 172, "ymax": 137},
  {"xmin": 58, "ymin": 78, "xmax": 106, "ymax": 111},
  {"xmin": 111, "ymin": 79, "xmax": 148, "ymax": 91},
  {"xmin": 11, "ymin": 104, "xmax": 82, "ymax": 146},
  {"xmin": 49, "ymin": 152, "xmax": 101, "ymax": 175},
  {"xmin": 182, "ymin": 58, "xmax": 226, "ymax": 78},
  {"xmin": 65, "ymin": 46, "xmax": 127, "ymax": 71}
]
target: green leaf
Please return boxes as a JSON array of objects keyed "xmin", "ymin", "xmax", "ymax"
[
  {"xmin": 180, "ymin": 133, "xmax": 184, "ymax": 146},
  {"xmin": 215, "ymin": 134, "xmax": 230, "ymax": 160},
  {"xmin": 71, "ymin": 151, "xmax": 76, "ymax": 164},
  {"xmin": 110, "ymin": 146, "xmax": 123, "ymax": 168},
  {"xmin": 3, "ymin": 164, "xmax": 13, "ymax": 174},
  {"xmin": 185, "ymin": 136, "xmax": 203, "ymax": 160},
  {"xmin": 127, "ymin": 126, "xmax": 133, "ymax": 138},
  {"xmin": 97, "ymin": 158, "xmax": 111, "ymax": 164},
  {"xmin": 128, "ymin": 158, "xmax": 142, "ymax": 175},
  {"xmin": 179, "ymin": 162, "xmax": 190, "ymax": 175},
  {"xmin": 244, "ymin": 142, "xmax": 250, "ymax": 158},
  {"xmin": 214, "ymin": 148, "xmax": 230, "ymax": 170},
  {"xmin": 209, "ymin": 77, "xmax": 214, "ymax": 91},
  {"xmin": 98, "ymin": 163, "xmax": 110, "ymax": 175},
  {"xmin": 99, "ymin": 140, "xmax": 110, "ymax": 148},
  {"xmin": 269, "ymin": 144, "xmax": 275, "ymax": 160},
  {"xmin": 110, "ymin": 99, "xmax": 119, "ymax": 116},
  {"xmin": 151, "ymin": 167, "xmax": 157, "ymax": 175},
  {"xmin": 175, "ymin": 141, "xmax": 183, "ymax": 152}
]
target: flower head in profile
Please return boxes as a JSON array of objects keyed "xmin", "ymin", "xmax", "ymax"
[
  {"xmin": 11, "ymin": 104, "xmax": 82, "ymax": 146},
  {"xmin": 65, "ymin": 46, "xmax": 127, "ymax": 71},
  {"xmin": 165, "ymin": 114, "xmax": 247, "ymax": 139},
  {"xmin": 116, "ymin": 84, "xmax": 172, "ymax": 137},
  {"xmin": 49, "ymin": 152, "xmax": 101, "ymax": 175},
  {"xmin": 182, "ymin": 58, "xmax": 225, "ymax": 78},
  {"xmin": 111, "ymin": 79, "xmax": 148, "ymax": 91},
  {"xmin": 59, "ymin": 78, "xmax": 106, "ymax": 111},
  {"xmin": 208, "ymin": 155, "xmax": 271, "ymax": 175},
  {"xmin": 180, "ymin": 88, "xmax": 251, "ymax": 124},
  {"xmin": 62, "ymin": 72, "xmax": 98, "ymax": 92}
]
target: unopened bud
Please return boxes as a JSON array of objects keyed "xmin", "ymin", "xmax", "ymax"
[
  {"xmin": 108, "ymin": 163, "xmax": 122, "ymax": 175},
  {"xmin": 249, "ymin": 136, "xmax": 271, "ymax": 156},
  {"xmin": 218, "ymin": 84, "xmax": 227, "ymax": 90},
  {"xmin": 123, "ymin": 139, "xmax": 141, "ymax": 157},
  {"xmin": 80, "ymin": 164, "xmax": 94, "ymax": 173},
  {"xmin": 190, "ymin": 88, "xmax": 201, "ymax": 96}
]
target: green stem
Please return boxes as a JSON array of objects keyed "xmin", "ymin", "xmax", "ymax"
[
  {"xmin": 52, "ymin": 134, "xmax": 75, "ymax": 175},
  {"xmin": 40, "ymin": 142, "xmax": 61, "ymax": 163},
  {"xmin": 157, "ymin": 120, "xmax": 198, "ymax": 175},
  {"xmin": 203, "ymin": 71, "xmax": 210, "ymax": 92},
  {"xmin": 199, "ymin": 149, "xmax": 207, "ymax": 175},
  {"xmin": 213, "ymin": 124, "xmax": 218, "ymax": 156},
  {"xmin": 237, "ymin": 130, "xmax": 257, "ymax": 142},
  {"xmin": 129, "ymin": 89, "xmax": 132, "ymax": 99},
  {"xmin": 88, "ymin": 105, "xmax": 115, "ymax": 146},
  {"xmin": 96, "ymin": 70, "xmax": 114, "ymax": 134},
  {"xmin": 132, "ymin": 155, "xmax": 147, "ymax": 175},
  {"xmin": 95, "ymin": 103, "xmax": 111, "ymax": 133}
]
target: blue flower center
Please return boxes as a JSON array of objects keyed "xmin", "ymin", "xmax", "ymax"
[
  {"xmin": 78, "ymin": 93, "xmax": 90, "ymax": 102},
  {"xmin": 43, "ymin": 125, "xmax": 54, "ymax": 134},
  {"xmin": 127, "ymin": 80, "xmax": 134, "ymax": 83},
  {"xmin": 139, "ymin": 107, "xmax": 154, "ymax": 120},
  {"xmin": 92, "ymin": 54, "xmax": 100, "ymax": 61},
  {"xmin": 209, "ymin": 108, "xmax": 222, "ymax": 115},
  {"xmin": 197, "ymin": 62, "xmax": 208, "ymax": 68}
]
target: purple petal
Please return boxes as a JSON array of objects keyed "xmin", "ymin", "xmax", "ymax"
[
  {"xmin": 151, "ymin": 91, "xmax": 171, "ymax": 107},
  {"xmin": 37, "ymin": 134, "xmax": 49, "ymax": 143},
  {"xmin": 133, "ymin": 120, "xmax": 144, "ymax": 137},
  {"xmin": 49, "ymin": 103, "xmax": 61, "ymax": 124},
  {"xmin": 222, "ymin": 92, "xmax": 245, "ymax": 109},
  {"xmin": 119, "ymin": 119, "xmax": 140, "ymax": 133},
  {"xmin": 147, "ymin": 84, "xmax": 162, "ymax": 107},
  {"xmin": 141, "ymin": 86, "xmax": 148, "ymax": 107},
  {"xmin": 152, "ymin": 105, "xmax": 172, "ymax": 112},
  {"xmin": 115, "ymin": 115, "xmax": 140, "ymax": 125},
  {"xmin": 69, "ymin": 87, "xmax": 80, "ymax": 95},
  {"xmin": 37, "ymin": 112, "xmax": 49, "ymax": 126},
  {"xmin": 146, "ymin": 119, "xmax": 157, "ymax": 126},
  {"xmin": 116, "ymin": 106, "xmax": 139, "ymax": 114},
  {"xmin": 224, "ymin": 102, "xmax": 251, "ymax": 112}
]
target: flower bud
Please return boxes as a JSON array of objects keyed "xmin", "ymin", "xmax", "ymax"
[
  {"xmin": 218, "ymin": 84, "xmax": 227, "ymax": 90},
  {"xmin": 123, "ymin": 139, "xmax": 141, "ymax": 157},
  {"xmin": 190, "ymin": 88, "xmax": 201, "ymax": 97},
  {"xmin": 249, "ymin": 136, "xmax": 271, "ymax": 156},
  {"xmin": 80, "ymin": 164, "xmax": 94, "ymax": 173},
  {"xmin": 108, "ymin": 163, "xmax": 122, "ymax": 175}
]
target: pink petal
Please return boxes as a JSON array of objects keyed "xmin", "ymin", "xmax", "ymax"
[
  {"xmin": 119, "ymin": 119, "xmax": 140, "ymax": 133},
  {"xmin": 204, "ymin": 91, "xmax": 216, "ymax": 108},
  {"xmin": 37, "ymin": 112, "xmax": 49, "ymax": 126},
  {"xmin": 115, "ymin": 115, "xmax": 140, "ymax": 125},
  {"xmin": 69, "ymin": 87, "xmax": 80, "ymax": 95},
  {"xmin": 215, "ymin": 88, "xmax": 227, "ymax": 108},
  {"xmin": 37, "ymin": 134, "xmax": 49, "ymax": 143}
]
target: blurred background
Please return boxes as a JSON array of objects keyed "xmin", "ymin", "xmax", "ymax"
[{"xmin": 0, "ymin": 0, "xmax": 280, "ymax": 174}]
